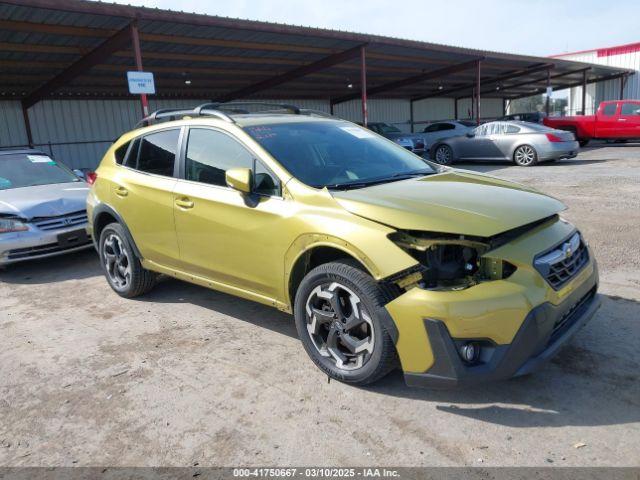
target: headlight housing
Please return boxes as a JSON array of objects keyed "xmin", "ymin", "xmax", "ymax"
[
  {"xmin": 388, "ymin": 230, "xmax": 516, "ymax": 291},
  {"xmin": 0, "ymin": 218, "xmax": 29, "ymax": 234}
]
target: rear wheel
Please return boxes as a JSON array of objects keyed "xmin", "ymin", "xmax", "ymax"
[
  {"xmin": 99, "ymin": 222, "xmax": 156, "ymax": 298},
  {"xmin": 294, "ymin": 260, "xmax": 398, "ymax": 385},
  {"xmin": 513, "ymin": 145, "xmax": 537, "ymax": 167},
  {"xmin": 433, "ymin": 144, "xmax": 454, "ymax": 165}
]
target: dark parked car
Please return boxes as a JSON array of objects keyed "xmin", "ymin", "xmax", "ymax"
[
  {"xmin": 366, "ymin": 122, "xmax": 426, "ymax": 155},
  {"xmin": 499, "ymin": 112, "xmax": 547, "ymax": 124}
]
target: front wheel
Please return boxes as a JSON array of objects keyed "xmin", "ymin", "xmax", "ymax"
[
  {"xmin": 513, "ymin": 145, "xmax": 538, "ymax": 167},
  {"xmin": 99, "ymin": 222, "xmax": 156, "ymax": 298},
  {"xmin": 294, "ymin": 260, "xmax": 398, "ymax": 385},
  {"xmin": 433, "ymin": 144, "xmax": 454, "ymax": 165}
]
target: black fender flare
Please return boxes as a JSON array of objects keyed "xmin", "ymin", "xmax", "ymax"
[{"xmin": 92, "ymin": 204, "xmax": 143, "ymax": 259}]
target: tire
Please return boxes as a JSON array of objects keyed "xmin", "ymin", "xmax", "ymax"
[
  {"xmin": 513, "ymin": 144, "xmax": 538, "ymax": 167},
  {"xmin": 99, "ymin": 222, "xmax": 156, "ymax": 298},
  {"xmin": 433, "ymin": 144, "xmax": 454, "ymax": 165},
  {"xmin": 294, "ymin": 260, "xmax": 398, "ymax": 385},
  {"xmin": 579, "ymin": 139, "xmax": 590, "ymax": 148}
]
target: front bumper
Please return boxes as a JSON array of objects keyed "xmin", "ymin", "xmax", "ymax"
[
  {"xmin": 0, "ymin": 224, "xmax": 92, "ymax": 265},
  {"xmin": 404, "ymin": 281, "xmax": 599, "ymax": 388},
  {"xmin": 385, "ymin": 218, "xmax": 600, "ymax": 388}
]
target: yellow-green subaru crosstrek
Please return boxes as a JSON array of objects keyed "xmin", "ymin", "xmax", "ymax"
[{"xmin": 87, "ymin": 103, "xmax": 601, "ymax": 388}]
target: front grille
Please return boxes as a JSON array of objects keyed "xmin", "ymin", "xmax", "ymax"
[
  {"xmin": 534, "ymin": 232, "xmax": 589, "ymax": 290},
  {"xmin": 32, "ymin": 210, "xmax": 88, "ymax": 231},
  {"xmin": 548, "ymin": 287, "xmax": 597, "ymax": 345},
  {"xmin": 7, "ymin": 239, "xmax": 91, "ymax": 260}
]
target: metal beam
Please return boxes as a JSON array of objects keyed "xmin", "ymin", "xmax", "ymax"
[
  {"xmin": 475, "ymin": 60, "xmax": 481, "ymax": 125},
  {"xmin": 582, "ymin": 69, "xmax": 588, "ymax": 114},
  {"xmin": 508, "ymin": 71, "xmax": 630, "ymax": 100},
  {"xmin": 213, "ymin": 45, "xmax": 365, "ymax": 103},
  {"xmin": 21, "ymin": 23, "xmax": 133, "ymax": 109},
  {"xmin": 412, "ymin": 63, "xmax": 554, "ymax": 101},
  {"xmin": 360, "ymin": 46, "xmax": 368, "ymax": 126},
  {"xmin": 494, "ymin": 67, "xmax": 590, "ymax": 97},
  {"xmin": 333, "ymin": 59, "xmax": 482, "ymax": 105},
  {"xmin": 545, "ymin": 69, "xmax": 551, "ymax": 116},
  {"xmin": 130, "ymin": 22, "xmax": 149, "ymax": 117}
]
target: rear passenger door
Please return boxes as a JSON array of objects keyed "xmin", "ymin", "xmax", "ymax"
[
  {"xmin": 618, "ymin": 101, "xmax": 640, "ymax": 138},
  {"xmin": 111, "ymin": 128, "xmax": 182, "ymax": 267}
]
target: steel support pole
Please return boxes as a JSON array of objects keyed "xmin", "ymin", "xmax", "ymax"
[
  {"xmin": 502, "ymin": 97, "xmax": 507, "ymax": 116},
  {"xmin": 454, "ymin": 98, "xmax": 458, "ymax": 119},
  {"xmin": 409, "ymin": 99, "xmax": 414, "ymax": 133},
  {"xmin": 130, "ymin": 22, "xmax": 149, "ymax": 117},
  {"xmin": 360, "ymin": 46, "xmax": 368, "ymax": 127},
  {"xmin": 620, "ymin": 74, "xmax": 627, "ymax": 100},
  {"xmin": 21, "ymin": 105, "xmax": 33, "ymax": 146},
  {"xmin": 545, "ymin": 69, "xmax": 551, "ymax": 116},
  {"xmin": 581, "ymin": 69, "xmax": 587, "ymax": 115},
  {"xmin": 475, "ymin": 60, "xmax": 481, "ymax": 125}
]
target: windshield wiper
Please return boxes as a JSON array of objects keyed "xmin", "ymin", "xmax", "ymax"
[{"xmin": 324, "ymin": 169, "xmax": 434, "ymax": 191}]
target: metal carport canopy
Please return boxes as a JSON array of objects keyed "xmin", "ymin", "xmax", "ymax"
[{"xmin": 0, "ymin": 0, "xmax": 630, "ymax": 108}]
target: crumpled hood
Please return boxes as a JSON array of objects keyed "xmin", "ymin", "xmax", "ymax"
[
  {"xmin": 331, "ymin": 170, "xmax": 565, "ymax": 237},
  {"xmin": 0, "ymin": 182, "xmax": 89, "ymax": 220}
]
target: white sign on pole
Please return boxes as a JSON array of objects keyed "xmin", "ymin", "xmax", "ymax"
[
  {"xmin": 546, "ymin": 86, "xmax": 553, "ymax": 97},
  {"xmin": 127, "ymin": 71, "xmax": 155, "ymax": 94}
]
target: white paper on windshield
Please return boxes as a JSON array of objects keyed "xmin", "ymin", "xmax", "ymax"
[
  {"xmin": 340, "ymin": 126, "xmax": 376, "ymax": 139},
  {"xmin": 27, "ymin": 155, "xmax": 54, "ymax": 163}
]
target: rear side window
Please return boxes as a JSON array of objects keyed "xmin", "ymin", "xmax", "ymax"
[
  {"xmin": 131, "ymin": 129, "xmax": 180, "ymax": 176},
  {"xmin": 621, "ymin": 103, "xmax": 640, "ymax": 115},
  {"xmin": 602, "ymin": 103, "xmax": 618, "ymax": 116},
  {"xmin": 114, "ymin": 141, "xmax": 130, "ymax": 164},
  {"xmin": 505, "ymin": 124, "xmax": 521, "ymax": 134}
]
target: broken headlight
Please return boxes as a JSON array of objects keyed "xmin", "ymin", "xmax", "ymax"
[{"xmin": 388, "ymin": 231, "xmax": 516, "ymax": 290}]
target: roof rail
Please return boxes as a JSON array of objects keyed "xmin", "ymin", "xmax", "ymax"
[
  {"xmin": 134, "ymin": 101, "xmax": 334, "ymax": 129},
  {"xmin": 134, "ymin": 105, "xmax": 235, "ymax": 129}
]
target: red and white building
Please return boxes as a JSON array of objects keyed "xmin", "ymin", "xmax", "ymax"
[{"xmin": 552, "ymin": 42, "xmax": 640, "ymax": 115}]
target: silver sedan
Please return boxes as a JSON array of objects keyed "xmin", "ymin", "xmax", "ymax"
[
  {"xmin": 0, "ymin": 149, "xmax": 92, "ymax": 266},
  {"xmin": 430, "ymin": 121, "xmax": 579, "ymax": 166}
]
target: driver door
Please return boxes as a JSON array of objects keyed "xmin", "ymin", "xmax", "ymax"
[
  {"xmin": 172, "ymin": 127, "xmax": 293, "ymax": 300},
  {"xmin": 457, "ymin": 124, "xmax": 495, "ymax": 159}
]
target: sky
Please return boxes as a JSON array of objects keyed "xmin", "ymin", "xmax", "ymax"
[{"xmin": 110, "ymin": 0, "xmax": 640, "ymax": 57}]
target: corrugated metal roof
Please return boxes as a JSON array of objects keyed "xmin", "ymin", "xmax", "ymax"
[{"xmin": 0, "ymin": 0, "xmax": 631, "ymax": 102}]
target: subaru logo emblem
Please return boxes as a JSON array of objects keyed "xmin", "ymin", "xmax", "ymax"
[{"xmin": 562, "ymin": 242, "xmax": 573, "ymax": 259}]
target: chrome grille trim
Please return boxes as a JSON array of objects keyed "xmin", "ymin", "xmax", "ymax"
[
  {"xmin": 534, "ymin": 232, "xmax": 589, "ymax": 290},
  {"xmin": 32, "ymin": 211, "xmax": 88, "ymax": 231}
]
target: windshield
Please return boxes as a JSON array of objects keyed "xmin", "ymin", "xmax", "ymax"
[
  {"xmin": 375, "ymin": 123, "xmax": 402, "ymax": 134},
  {"xmin": 0, "ymin": 153, "xmax": 80, "ymax": 190},
  {"xmin": 244, "ymin": 121, "xmax": 435, "ymax": 189}
]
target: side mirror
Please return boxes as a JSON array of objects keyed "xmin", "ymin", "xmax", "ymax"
[
  {"xmin": 225, "ymin": 167, "xmax": 252, "ymax": 194},
  {"xmin": 466, "ymin": 132, "xmax": 475, "ymax": 138}
]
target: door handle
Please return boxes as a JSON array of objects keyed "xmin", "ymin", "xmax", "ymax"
[
  {"xmin": 175, "ymin": 198, "xmax": 194, "ymax": 209},
  {"xmin": 618, "ymin": 118, "xmax": 627, "ymax": 121},
  {"xmin": 114, "ymin": 186, "xmax": 128, "ymax": 197}
]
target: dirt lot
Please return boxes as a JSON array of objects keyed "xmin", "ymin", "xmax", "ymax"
[{"xmin": 1, "ymin": 143, "xmax": 639, "ymax": 467}]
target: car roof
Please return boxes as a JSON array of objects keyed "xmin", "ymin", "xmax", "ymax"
[{"xmin": 0, "ymin": 148, "xmax": 47, "ymax": 156}]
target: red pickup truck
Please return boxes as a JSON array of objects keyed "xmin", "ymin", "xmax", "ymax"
[{"xmin": 544, "ymin": 100, "xmax": 640, "ymax": 147}]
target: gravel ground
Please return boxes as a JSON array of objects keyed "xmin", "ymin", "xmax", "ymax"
[{"xmin": 1, "ymin": 143, "xmax": 639, "ymax": 467}]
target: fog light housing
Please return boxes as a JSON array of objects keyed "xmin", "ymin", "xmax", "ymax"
[{"xmin": 459, "ymin": 342, "xmax": 480, "ymax": 363}]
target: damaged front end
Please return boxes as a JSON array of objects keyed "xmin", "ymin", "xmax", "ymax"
[{"xmin": 385, "ymin": 215, "xmax": 557, "ymax": 292}]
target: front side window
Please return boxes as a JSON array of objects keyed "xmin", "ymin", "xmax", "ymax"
[
  {"xmin": 244, "ymin": 121, "xmax": 435, "ymax": 189},
  {"xmin": 621, "ymin": 102, "xmax": 640, "ymax": 116},
  {"xmin": 375, "ymin": 123, "xmax": 402, "ymax": 134},
  {"xmin": 129, "ymin": 129, "xmax": 180, "ymax": 176},
  {"xmin": 602, "ymin": 103, "xmax": 618, "ymax": 116},
  {"xmin": 0, "ymin": 153, "xmax": 80, "ymax": 190},
  {"xmin": 186, "ymin": 128, "xmax": 278, "ymax": 196}
]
